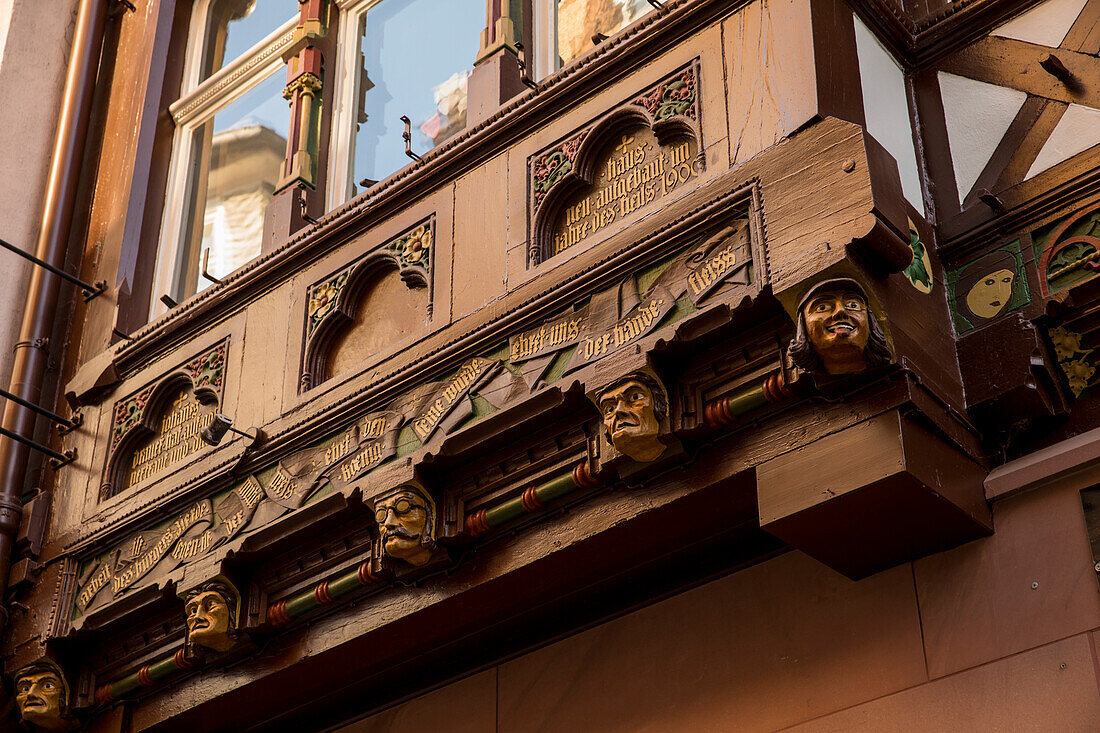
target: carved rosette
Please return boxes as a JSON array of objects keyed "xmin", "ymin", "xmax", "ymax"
[
  {"xmin": 632, "ymin": 67, "xmax": 698, "ymax": 122},
  {"xmin": 532, "ymin": 128, "xmax": 590, "ymax": 213},
  {"xmin": 111, "ymin": 387, "xmax": 153, "ymax": 451},
  {"xmin": 306, "ymin": 270, "xmax": 350, "ymax": 339},
  {"xmin": 387, "ymin": 222, "xmax": 432, "ymax": 274},
  {"xmin": 185, "ymin": 341, "xmax": 227, "ymax": 392}
]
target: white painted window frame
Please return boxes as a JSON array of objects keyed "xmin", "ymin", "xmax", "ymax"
[
  {"xmin": 150, "ymin": 0, "xmax": 297, "ymax": 317},
  {"xmin": 326, "ymin": 0, "xmax": 386, "ymax": 209},
  {"xmin": 531, "ymin": 0, "xmax": 557, "ymax": 80}
]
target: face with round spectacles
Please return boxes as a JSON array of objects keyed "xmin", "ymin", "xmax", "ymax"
[{"xmin": 374, "ymin": 490, "xmax": 433, "ymax": 566}]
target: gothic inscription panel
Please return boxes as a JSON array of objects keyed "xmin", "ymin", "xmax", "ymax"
[
  {"xmin": 551, "ymin": 127, "xmax": 700, "ymax": 256},
  {"xmin": 123, "ymin": 386, "xmax": 214, "ymax": 489}
]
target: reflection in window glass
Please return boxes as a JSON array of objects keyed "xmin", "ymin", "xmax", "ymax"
[
  {"xmin": 176, "ymin": 72, "xmax": 288, "ymax": 300},
  {"xmin": 352, "ymin": 0, "xmax": 483, "ymax": 188},
  {"xmin": 556, "ymin": 0, "xmax": 651, "ymax": 68},
  {"xmin": 201, "ymin": 0, "xmax": 294, "ymax": 81}
]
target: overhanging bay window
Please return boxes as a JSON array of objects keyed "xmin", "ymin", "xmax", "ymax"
[
  {"xmin": 153, "ymin": 0, "xmax": 298, "ymax": 310},
  {"xmin": 328, "ymin": 0, "xmax": 486, "ymax": 204}
]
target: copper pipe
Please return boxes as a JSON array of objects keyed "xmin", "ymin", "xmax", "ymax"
[{"xmin": 0, "ymin": 0, "xmax": 108, "ymax": 626}]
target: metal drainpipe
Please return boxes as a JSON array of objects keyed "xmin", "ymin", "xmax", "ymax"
[{"xmin": 0, "ymin": 0, "xmax": 108, "ymax": 629}]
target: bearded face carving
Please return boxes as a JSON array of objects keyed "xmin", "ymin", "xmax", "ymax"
[
  {"xmin": 374, "ymin": 487, "xmax": 436, "ymax": 567},
  {"xmin": 596, "ymin": 373, "xmax": 669, "ymax": 463}
]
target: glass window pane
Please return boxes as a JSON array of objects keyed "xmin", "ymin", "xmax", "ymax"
[
  {"xmin": 201, "ymin": 0, "xmax": 295, "ymax": 81},
  {"xmin": 176, "ymin": 71, "xmax": 288, "ymax": 300},
  {"xmin": 352, "ymin": 0, "xmax": 483, "ymax": 189},
  {"xmin": 556, "ymin": 0, "xmax": 652, "ymax": 68}
]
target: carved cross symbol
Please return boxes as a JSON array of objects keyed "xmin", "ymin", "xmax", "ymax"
[{"xmin": 615, "ymin": 134, "xmax": 635, "ymax": 152}]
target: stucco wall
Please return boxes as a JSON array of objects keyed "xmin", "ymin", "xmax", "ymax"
[
  {"xmin": 0, "ymin": 0, "xmax": 79, "ymax": 387},
  {"xmin": 338, "ymin": 482, "xmax": 1100, "ymax": 732}
]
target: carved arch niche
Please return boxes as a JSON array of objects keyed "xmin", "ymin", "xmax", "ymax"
[
  {"xmin": 103, "ymin": 340, "xmax": 228, "ymax": 499},
  {"xmin": 529, "ymin": 62, "xmax": 703, "ymax": 265},
  {"xmin": 302, "ymin": 219, "xmax": 434, "ymax": 390}
]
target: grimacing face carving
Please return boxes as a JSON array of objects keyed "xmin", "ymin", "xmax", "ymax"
[
  {"xmin": 375, "ymin": 489, "xmax": 434, "ymax": 566},
  {"xmin": 14, "ymin": 662, "xmax": 73, "ymax": 731},
  {"xmin": 788, "ymin": 278, "xmax": 892, "ymax": 378},
  {"xmin": 597, "ymin": 374, "xmax": 668, "ymax": 462},
  {"xmin": 185, "ymin": 584, "xmax": 237, "ymax": 652}
]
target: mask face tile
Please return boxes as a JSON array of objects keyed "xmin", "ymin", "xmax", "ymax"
[{"xmin": 965, "ymin": 268, "xmax": 1015, "ymax": 318}]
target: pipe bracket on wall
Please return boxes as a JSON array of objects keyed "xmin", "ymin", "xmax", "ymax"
[{"xmin": 0, "ymin": 237, "xmax": 107, "ymax": 301}]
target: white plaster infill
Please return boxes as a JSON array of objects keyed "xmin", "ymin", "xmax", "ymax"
[
  {"xmin": 985, "ymin": 425, "xmax": 1100, "ymax": 502},
  {"xmin": 853, "ymin": 15, "xmax": 923, "ymax": 215},
  {"xmin": 992, "ymin": 0, "xmax": 1089, "ymax": 49},
  {"xmin": 937, "ymin": 72, "xmax": 1026, "ymax": 206},
  {"xmin": 1025, "ymin": 104, "xmax": 1100, "ymax": 181}
]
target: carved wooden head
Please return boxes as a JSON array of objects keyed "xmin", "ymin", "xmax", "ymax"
[
  {"xmin": 14, "ymin": 660, "xmax": 74, "ymax": 731},
  {"xmin": 184, "ymin": 581, "xmax": 239, "ymax": 653},
  {"xmin": 374, "ymin": 486, "xmax": 436, "ymax": 567},
  {"xmin": 789, "ymin": 278, "xmax": 891, "ymax": 378},
  {"xmin": 596, "ymin": 372, "xmax": 669, "ymax": 462}
]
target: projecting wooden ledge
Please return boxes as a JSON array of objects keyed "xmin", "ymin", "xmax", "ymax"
[{"xmin": 757, "ymin": 410, "xmax": 992, "ymax": 579}]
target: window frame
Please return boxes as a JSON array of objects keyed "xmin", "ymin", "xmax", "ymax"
[
  {"xmin": 326, "ymin": 0, "xmax": 382, "ymax": 209},
  {"xmin": 151, "ymin": 0, "xmax": 298, "ymax": 318}
]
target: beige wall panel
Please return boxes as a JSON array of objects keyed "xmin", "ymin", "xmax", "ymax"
[
  {"xmin": 453, "ymin": 153, "xmax": 509, "ymax": 320},
  {"xmin": 334, "ymin": 670, "xmax": 497, "ymax": 733},
  {"xmin": 497, "ymin": 551, "xmax": 926, "ymax": 733},
  {"xmin": 285, "ymin": 187, "xmax": 453, "ymax": 405},
  {"xmin": 0, "ymin": 0, "xmax": 79, "ymax": 388},
  {"xmin": 785, "ymin": 634, "xmax": 1100, "ymax": 732},
  {"xmin": 724, "ymin": 0, "xmax": 817, "ymax": 167},
  {"xmin": 238, "ymin": 280, "xmax": 293, "ymax": 427},
  {"xmin": 914, "ymin": 484, "xmax": 1100, "ymax": 678}
]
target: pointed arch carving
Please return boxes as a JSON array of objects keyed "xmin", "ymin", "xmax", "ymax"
[
  {"xmin": 528, "ymin": 61, "xmax": 702, "ymax": 266},
  {"xmin": 102, "ymin": 339, "xmax": 228, "ymax": 499},
  {"xmin": 301, "ymin": 218, "xmax": 433, "ymax": 391}
]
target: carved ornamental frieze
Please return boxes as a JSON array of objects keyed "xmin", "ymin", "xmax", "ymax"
[
  {"xmin": 60, "ymin": 189, "xmax": 926, "ymax": 714},
  {"xmin": 528, "ymin": 61, "xmax": 702, "ymax": 265}
]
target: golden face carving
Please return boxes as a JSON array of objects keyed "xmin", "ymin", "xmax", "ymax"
[
  {"xmin": 15, "ymin": 671, "xmax": 66, "ymax": 730},
  {"xmin": 185, "ymin": 590, "xmax": 235, "ymax": 652},
  {"xmin": 965, "ymin": 268, "xmax": 1015, "ymax": 319},
  {"xmin": 375, "ymin": 490, "xmax": 433, "ymax": 566},
  {"xmin": 598, "ymin": 379, "xmax": 666, "ymax": 462},
  {"xmin": 802, "ymin": 290, "xmax": 871, "ymax": 375}
]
